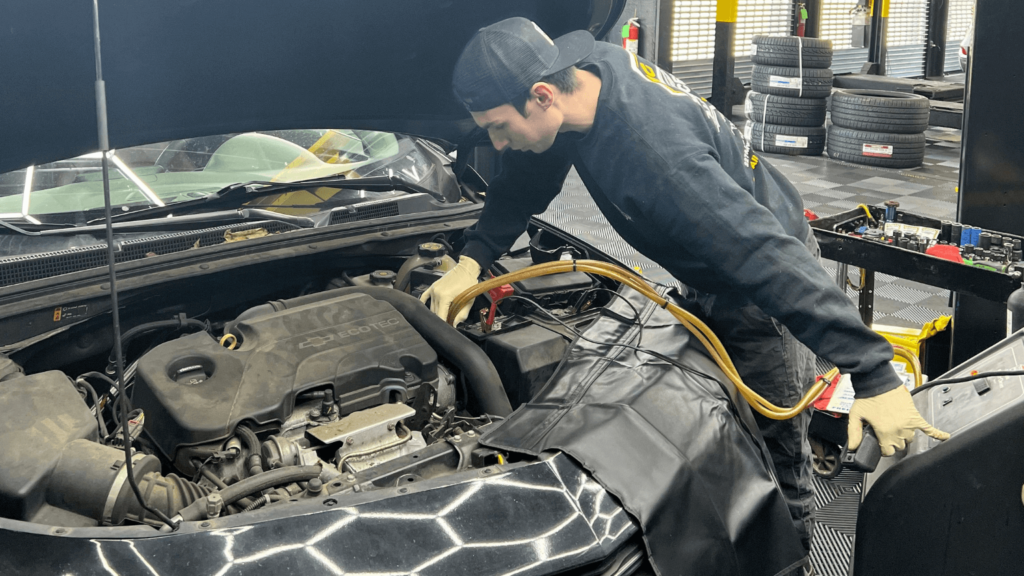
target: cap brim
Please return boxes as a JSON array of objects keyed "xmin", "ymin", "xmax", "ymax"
[{"xmin": 543, "ymin": 30, "xmax": 595, "ymax": 76}]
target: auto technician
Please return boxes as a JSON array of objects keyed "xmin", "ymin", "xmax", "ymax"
[{"xmin": 422, "ymin": 17, "xmax": 949, "ymax": 551}]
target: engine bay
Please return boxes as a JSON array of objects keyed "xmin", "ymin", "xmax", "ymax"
[{"xmin": 0, "ymin": 231, "xmax": 613, "ymax": 529}]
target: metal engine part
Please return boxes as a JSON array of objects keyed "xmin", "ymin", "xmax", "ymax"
[{"xmin": 262, "ymin": 402, "xmax": 428, "ymax": 475}]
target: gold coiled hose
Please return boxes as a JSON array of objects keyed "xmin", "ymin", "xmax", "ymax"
[
  {"xmin": 448, "ymin": 260, "xmax": 828, "ymax": 420},
  {"xmin": 892, "ymin": 345, "xmax": 923, "ymax": 388}
]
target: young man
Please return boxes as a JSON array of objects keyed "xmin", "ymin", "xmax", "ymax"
[{"xmin": 423, "ymin": 17, "xmax": 948, "ymax": 551}]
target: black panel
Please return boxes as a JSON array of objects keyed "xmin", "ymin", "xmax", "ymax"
[
  {"xmin": 855, "ymin": 403, "xmax": 1024, "ymax": 576},
  {"xmin": 481, "ymin": 324, "xmax": 568, "ymax": 408},
  {"xmin": 955, "ymin": 0, "xmax": 1024, "ymax": 365},
  {"xmin": 0, "ymin": 222, "xmax": 294, "ymax": 289},
  {"xmin": 856, "ymin": 331, "xmax": 1024, "ymax": 575},
  {"xmin": 0, "ymin": 372, "xmax": 97, "ymax": 520},
  {"xmin": 958, "ymin": 0, "xmax": 1024, "ymax": 236}
]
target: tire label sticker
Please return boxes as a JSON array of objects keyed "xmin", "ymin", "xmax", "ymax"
[
  {"xmin": 750, "ymin": 44, "xmax": 757, "ymax": 56},
  {"xmin": 775, "ymin": 135, "xmax": 809, "ymax": 148},
  {"xmin": 862, "ymin": 143, "xmax": 894, "ymax": 157},
  {"xmin": 768, "ymin": 75, "xmax": 801, "ymax": 90}
]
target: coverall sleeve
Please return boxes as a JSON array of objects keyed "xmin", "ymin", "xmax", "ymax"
[
  {"xmin": 627, "ymin": 151, "xmax": 901, "ymax": 398},
  {"xmin": 461, "ymin": 147, "xmax": 574, "ymax": 270}
]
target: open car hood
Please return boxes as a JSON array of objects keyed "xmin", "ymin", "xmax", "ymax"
[{"xmin": 0, "ymin": 0, "xmax": 624, "ymax": 175}]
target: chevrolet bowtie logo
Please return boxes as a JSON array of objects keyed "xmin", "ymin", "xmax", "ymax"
[{"xmin": 299, "ymin": 334, "xmax": 335, "ymax": 349}]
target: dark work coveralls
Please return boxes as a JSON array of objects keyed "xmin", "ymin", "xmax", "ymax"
[{"xmin": 460, "ymin": 42, "xmax": 902, "ymax": 550}]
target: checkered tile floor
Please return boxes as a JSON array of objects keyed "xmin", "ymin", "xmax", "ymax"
[{"xmin": 535, "ymin": 115, "xmax": 963, "ymax": 576}]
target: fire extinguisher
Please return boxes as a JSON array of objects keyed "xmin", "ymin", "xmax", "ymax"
[
  {"xmin": 850, "ymin": 2, "xmax": 870, "ymax": 48},
  {"xmin": 796, "ymin": 3, "xmax": 808, "ymax": 37},
  {"xmin": 621, "ymin": 17, "xmax": 640, "ymax": 55}
]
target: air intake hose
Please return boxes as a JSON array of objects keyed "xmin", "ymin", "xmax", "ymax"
[
  {"xmin": 46, "ymin": 440, "xmax": 210, "ymax": 527},
  {"xmin": 227, "ymin": 287, "xmax": 512, "ymax": 417}
]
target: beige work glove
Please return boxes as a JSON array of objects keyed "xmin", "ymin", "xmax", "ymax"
[
  {"xmin": 848, "ymin": 385, "xmax": 950, "ymax": 456},
  {"xmin": 419, "ymin": 256, "xmax": 482, "ymax": 325}
]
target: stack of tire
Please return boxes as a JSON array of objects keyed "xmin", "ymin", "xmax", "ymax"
[
  {"xmin": 826, "ymin": 90, "xmax": 930, "ymax": 168},
  {"xmin": 746, "ymin": 35, "xmax": 834, "ymax": 156}
]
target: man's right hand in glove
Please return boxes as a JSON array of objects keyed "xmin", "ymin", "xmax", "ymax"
[
  {"xmin": 419, "ymin": 256, "xmax": 482, "ymax": 325},
  {"xmin": 848, "ymin": 385, "xmax": 950, "ymax": 456}
]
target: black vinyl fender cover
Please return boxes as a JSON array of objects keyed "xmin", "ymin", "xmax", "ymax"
[{"xmin": 481, "ymin": 288, "xmax": 808, "ymax": 576}]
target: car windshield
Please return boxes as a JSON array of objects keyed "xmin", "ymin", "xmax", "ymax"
[{"xmin": 0, "ymin": 129, "xmax": 440, "ymax": 220}]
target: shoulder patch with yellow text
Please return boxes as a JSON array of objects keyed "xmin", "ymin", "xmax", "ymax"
[{"xmin": 628, "ymin": 54, "xmax": 689, "ymax": 95}]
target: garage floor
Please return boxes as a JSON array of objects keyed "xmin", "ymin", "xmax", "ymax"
[{"xmin": 535, "ymin": 116, "xmax": 964, "ymax": 576}]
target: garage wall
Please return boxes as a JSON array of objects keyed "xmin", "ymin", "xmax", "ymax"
[
  {"xmin": 819, "ymin": 0, "xmax": 870, "ymax": 74},
  {"xmin": 944, "ymin": 0, "xmax": 973, "ymax": 73},
  {"xmin": 667, "ymin": 0, "xmax": 942, "ymax": 94},
  {"xmin": 668, "ymin": 0, "xmax": 717, "ymax": 96},
  {"xmin": 670, "ymin": 0, "xmax": 793, "ymax": 97},
  {"xmin": 602, "ymin": 0, "xmax": 662, "ymax": 62},
  {"xmin": 885, "ymin": 0, "xmax": 930, "ymax": 77}
]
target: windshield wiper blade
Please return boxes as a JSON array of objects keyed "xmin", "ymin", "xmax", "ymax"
[
  {"xmin": 95, "ymin": 175, "xmax": 445, "ymax": 225},
  {"xmin": 31, "ymin": 208, "xmax": 314, "ymax": 236},
  {"xmin": 0, "ymin": 219, "xmax": 40, "ymax": 236},
  {"xmin": 0, "ymin": 218, "xmax": 82, "ymax": 236}
]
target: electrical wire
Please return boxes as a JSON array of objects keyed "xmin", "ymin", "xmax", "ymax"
[
  {"xmin": 74, "ymin": 377, "xmax": 109, "ymax": 438},
  {"xmin": 911, "ymin": 370, "xmax": 1024, "ymax": 396},
  {"xmin": 107, "ymin": 315, "xmax": 208, "ymax": 372},
  {"xmin": 575, "ymin": 287, "xmax": 644, "ymax": 338},
  {"xmin": 430, "ymin": 233, "xmax": 455, "ymax": 254},
  {"xmin": 857, "ymin": 203, "xmax": 877, "ymax": 226},
  {"xmin": 449, "ymin": 260, "xmax": 827, "ymax": 420},
  {"xmin": 500, "ymin": 294, "xmax": 720, "ymax": 384}
]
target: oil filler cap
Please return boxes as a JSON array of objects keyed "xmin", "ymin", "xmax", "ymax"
[{"xmin": 167, "ymin": 357, "xmax": 214, "ymax": 386}]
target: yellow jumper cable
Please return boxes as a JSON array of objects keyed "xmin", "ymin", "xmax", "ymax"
[{"xmin": 448, "ymin": 260, "xmax": 828, "ymax": 420}]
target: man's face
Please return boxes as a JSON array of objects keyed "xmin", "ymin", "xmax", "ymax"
[{"xmin": 471, "ymin": 90, "xmax": 561, "ymax": 154}]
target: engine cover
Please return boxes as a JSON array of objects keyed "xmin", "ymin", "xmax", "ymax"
[{"xmin": 133, "ymin": 293, "xmax": 438, "ymax": 459}]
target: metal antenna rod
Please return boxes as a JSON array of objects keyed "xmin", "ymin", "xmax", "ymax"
[{"xmin": 91, "ymin": 0, "xmax": 178, "ymax": 531}]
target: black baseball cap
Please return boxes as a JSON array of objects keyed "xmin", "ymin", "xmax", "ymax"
[{"xmin": 453, "ymin": 17, "xmax": 595, "ymax": 112}]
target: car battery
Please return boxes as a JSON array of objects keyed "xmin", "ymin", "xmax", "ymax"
[{"xmin": 491, "ymin": 257, "xmax": 597, "ymax": 308}]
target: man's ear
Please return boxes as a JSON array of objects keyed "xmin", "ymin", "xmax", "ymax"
[{"xmin": 531, "ymin": 83, "xmax": 555, "ymax": 110}]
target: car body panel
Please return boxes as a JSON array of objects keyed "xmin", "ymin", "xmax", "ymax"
[
  {"xmin": 959, "ymin": 22, "xmax": 974, "ymax": 73},
  {"xmin": 0, "ymin": 453, "xmax": 638, "ymax": 575}
]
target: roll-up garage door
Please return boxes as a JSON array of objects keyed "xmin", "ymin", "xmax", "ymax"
[
  {"xmin": 733, "ymin": 0, "xmax": 796, "ymax": 87},
  {"xmin": 669, "ymin": 0, "xmax": 718, "ymax": 97},
  {"xmin": 670, "ymin": 0, "xmax": 793, "ymax": 97},
  {"xmin": 818, "ymin": 0, "xmax": 869, "ymax": 75},
  {"xmin": 945, "ymin": 0, "xmax": 973, "ymax": 73},
  {"xmin": 885, "ymin": 0, "xmax": 930, "ymax": 77}
]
